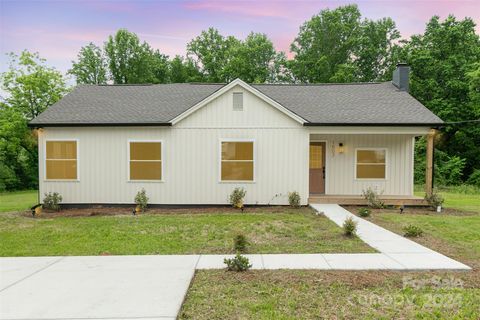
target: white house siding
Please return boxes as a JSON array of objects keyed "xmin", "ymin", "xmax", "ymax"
[
  {"xmin": 38, "ymin": 86, "xmax": 310, "ymax": 205},
  {"xmin": 310, "ymin": 133, "xmax": 415, "ymax": 196}
]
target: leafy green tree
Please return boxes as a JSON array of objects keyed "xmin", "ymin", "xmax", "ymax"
[
  {"xmin": 168, "ymin": 55, "xmax": 203, "ymax": 83},
  {"xmin": 1, "ymin": 51, "xmax": 68, "ymax": 120},
  {"xmin": 224, "ymin": 32, "xmax": 277, "ymax": 83},
  {"xmin": 0, "ymin": 105, "xmax": 38, "ymax": 191},
  {"xmin": 355, "ymin": 18, "xmax": 401, "ymax": 81},
  {"xmin": 187, "ymin": 28, "xmax": 239, "ymax": 82},
  {"xmin": 290, "ymin": 5, "xmax": 400, "ymax": 83},
  {"xmin": 104, "ymin": 29, "xmax": 162, "ymax": 84},
  {"xmin": 151, "ymin": 50, "xmax": 170, "ymax": 84},
  {"xmin": 69, "ymin": 42, "xmax": 107, "ymax": 84},
  {"xmin": 290, "ymin": 4, "xmax": 361, "ymax": 83},
  {"xmin": 404, "ymin": 16, "xmax": 480, "ymax": 181}
]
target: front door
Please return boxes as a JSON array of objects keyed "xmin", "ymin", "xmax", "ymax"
[{"xmin": 309, "ymin": 142, "xmax": 326, "ymax": 194}]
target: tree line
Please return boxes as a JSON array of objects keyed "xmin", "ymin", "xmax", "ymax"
[{"xmin": 1, "ymin": 4, "xmax": 479, "ymax": 191}]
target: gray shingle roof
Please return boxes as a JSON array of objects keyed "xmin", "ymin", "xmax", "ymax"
[{"xmin": 29, "ymin": 82, "xmax": 442, "ymax": 126}]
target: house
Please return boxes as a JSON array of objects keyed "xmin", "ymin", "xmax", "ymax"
[{"xmin": 29, "ymin": 64, "xmax": 442, "ymax": 206}]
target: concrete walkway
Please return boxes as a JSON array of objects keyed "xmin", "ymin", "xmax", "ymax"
[
  {"xmin": 1, "ymin": 255, "xmax": 198, "ymax": 320},
  {"xmin": 310, "ymin": 204, "xmax": 471, "ymax": 271}
]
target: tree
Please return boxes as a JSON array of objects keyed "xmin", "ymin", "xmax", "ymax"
[
  {"xmin": 187, "ymin": 28, "xmax": 285, "ymax": 83},
  {"xmin": 1, "ymin": 51, "xmax": 68, "ymax": 120},
  {"xmin": 403, "ymin": 15, "xmax": 480, "ymax": 182},
  {"xmin": 224, "ymin": 32, "xmax": 277, "ymax": 83},
  {"xmin": 69, "ymin": 43, "xmax": 107, "ymax": 84},
  {"xmin": 290, "ymin": 5, "xmax": 401, "ymax": 83},
  {"xmin": 187, "ymin": 28, "xmax": 239, "ymax": 82},
  {"xmin": 168, "ymin": 55, "xmax": 203, "ymax": 83},
  {"xmin": 0, "ymin": 105, "xmax": 38, "ymax": 191},
  {"xmin": 104, "ymin": 29, "xmax": 160, "ymax": 84},
  {"xmin": 355, "ymin": 18, "xmax": 401, "ymax": 81},
  {"xmin": 290, "ymin": 4, "xmax": 361, "ymax": 83}
]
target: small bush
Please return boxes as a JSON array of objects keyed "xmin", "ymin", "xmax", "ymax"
[
  {"xmin": 224, "ymin": 254, "xmax": 252, "ymax": 272},
  {"xmin": 233, "ymin": 233, "xmax": 249, "ymax": 253},
  {"xmin": 135, "ymin": 188, "xmax": 149, "ymax": 211},
  {"xmin": 358, "ymin": 207, "xmax": 371, "ymax": 217},
  {"xmin": 288, "ymin": 191, "xmax": 301, "ymax": 208},
  {"xmin": 343, "ymin": 217, "xmax": 357, "ymax": 237},
  {"xmin": 424, "ymin": 189, "xmax": 444, "ymax": 210},
  {"xmin": 43, "ymin": 192, "xmax": 62, "ymax": 211},
  {"xmin": 403, "ymin": 224, "xmax": 423, "ymax": 237},
  {"xmin": 467, "ymin": 170, "xmax": 480, "ymax": 188},
  {"xmin": 229, "ymin": 187, "xmax": 246, "ymax": 209},
  {"xmin": 362, "ymin": 187, "xmax": 384, "ymax": 209}
]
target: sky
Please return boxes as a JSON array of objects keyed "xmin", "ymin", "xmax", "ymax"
[{"xmin": 1, "ymin": 0, "xmax": 479, "ymax": 76}]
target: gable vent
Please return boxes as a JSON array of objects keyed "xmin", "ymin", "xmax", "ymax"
[{"xmin": 233, "ymin": 92, "xmax": 243, "ymax": 111}]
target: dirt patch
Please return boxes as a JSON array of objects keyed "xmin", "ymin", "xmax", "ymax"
[
  {"xmin": 343, "ymin": 205, "xmax": 477, "ymax": 216},
  {"xmin": 19, "ymin": 205, "xmax": 313, "ymax": 219}
]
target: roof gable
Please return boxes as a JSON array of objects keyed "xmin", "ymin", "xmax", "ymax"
[{"xmin": 170, "ymin": 79, "xmax": 306, "ymax": 125}]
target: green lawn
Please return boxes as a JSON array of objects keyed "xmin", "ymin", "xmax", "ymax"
[
  {"xmin": 0, "ymin": 207, "xmax": 373, "ymax": 256},
  {"xmin": 0, "ymin": 190, "xmax": 37, "ymax": 213},
  {"xmin": 414, "ymin": 185, "xmax": 480, "ymax": 212},
  {"xmin": 181, "ymin": 207, "xmax": 480, "ymax": 319},
  {"xmin": 181, "ymin": 270, "xmax": 480, "ymax": 319}
]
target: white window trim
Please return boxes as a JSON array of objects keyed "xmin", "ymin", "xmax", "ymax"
[
  {"xmin": 354, "ymin": 147, "xmax": 388, "ymax": 181},
  {"xmin": 232, "ymin": 91, "xmax": 244, "ymax": 111},
  {"xmin": 127, "ymin": 139, "xmax": 164, "ymax": 183},
  {"xmin": 44, "ymin": 139, "xmax": 80, "ymax": 182},
  {"xmin": 219, "ymin": 138, "xmax": 255, "ymax": 183}
]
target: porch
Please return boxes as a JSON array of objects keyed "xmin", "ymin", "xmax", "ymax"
[{"xmin": 308, "ymin": 194, "xmax": 427, "ymax": 206}]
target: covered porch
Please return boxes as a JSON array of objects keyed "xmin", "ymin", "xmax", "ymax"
[{"xmin": 307, "ymin": 127, "xmax": 435, "ymax": 206}]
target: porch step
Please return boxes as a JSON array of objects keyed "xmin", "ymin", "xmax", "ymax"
[{"xmin": 308, "ymin": 195, "xmax": 428, "ymax": 206}]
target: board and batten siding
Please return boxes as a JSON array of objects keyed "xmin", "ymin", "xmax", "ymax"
[
  {"xmin": 38, "ymin": 85, "xmax": 310, "ymax": 205},
  {"xmin": 310, "ymin": 134, "xmax": 415, "ymax": 196}
]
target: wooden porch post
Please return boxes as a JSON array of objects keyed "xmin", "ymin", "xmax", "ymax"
[{"xmin": 425, "ymin": 129, "xmax": 435, "ymax": 196}]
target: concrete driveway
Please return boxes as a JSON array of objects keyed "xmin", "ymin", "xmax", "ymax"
[{"xmin": 0, "ymin": 255, "xmax": 199, "ymax": 320}]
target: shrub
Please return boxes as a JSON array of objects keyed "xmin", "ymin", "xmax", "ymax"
[
  {"xmin": 343, "ymin": 217, "xmax": 357, "ymax": 237},
  {"xmin": 467, "ymin": 169, "xmax": 480, "ymax": 188},
  {"xmin": 424, "ymin": 190, "xmax": 444, "ymax": 210},
  {"xmin": 135, "ymin": 188, "xmax": 149, "ymax": 211},
  {"xmin": 43, "ymin": 192, "xmax": 62, "ymax": 211},
  {"xmin": 358, "ymin": 207, "xmax": 371, "ymax": 217},
  {"xmin": 229, "ymin": 187, "xmax": 246, "ymax": 209},
  {"xmin": 403, "ymin": 224, "xmax": 423, "ymax": 237},
  {"xmin": 233, "ymin": 233, "xmax": 248, "ymax": 253},
  {"xmin": 288, "ymin": 191, "xmax": 301, "ymax": 208},
  {"xmin": 362, "ymin": 187, "xmax": 384, "ymax": 209},
  {"xmin": 224, "ymin": 254, "xmax": 252, "ymax": 272}
]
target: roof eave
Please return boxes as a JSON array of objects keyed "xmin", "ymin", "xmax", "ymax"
[
  {"xmin": 304, "ymin": 122, "xmax": 444, "ymax": 127},
  {"xmin": 27, "ymin": 122, "xmax": 173, "ymax": 128}
]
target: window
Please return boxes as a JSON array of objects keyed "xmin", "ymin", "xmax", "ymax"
[
  {"xmin": 356, "ymin": 149, "xmax": 386, "ymax": 179},
  {"xmin": 129, "ymin": 141, "xmax": 162, "ymax": 180},
  {"xmin": 233, "ymin": 92, "xmax": 243, "ymax": 111},
  {"xmin": 221, "ymin": 141, "xmax": 254, "ymax": 181},
  {"xmin": 46, "ymin": 140, "xmax": 78, "ymax": 180}
]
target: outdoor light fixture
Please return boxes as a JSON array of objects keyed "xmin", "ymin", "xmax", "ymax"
[{"xmin": 338, "ymin": 142, "xmax": 345, "ymax": 153}]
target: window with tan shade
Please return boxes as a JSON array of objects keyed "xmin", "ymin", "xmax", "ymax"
[
  {"xmin": 129, "ymin": 142, "xmax": 162, "ymax": 180},
  {"xmin": 221, "ymin": 141, "xmax": 254, "ymax": 181},
  {"xmin": 356, "ymin": 149, "xmax": 386, "ymax": 179},
  {"xmin": 46, "ymin": 140, "xmax": 78, "ymax": 180}
]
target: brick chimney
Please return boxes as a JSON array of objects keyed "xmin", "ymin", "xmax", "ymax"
[{"xmin": 392, "ymin": 63, "xmax": 410, "ymax": 92}]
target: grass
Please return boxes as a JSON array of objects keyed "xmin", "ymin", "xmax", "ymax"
[
  {"xmin": 0, "ymin": 207, "xmax": 373, "ymax": 256},
  {"xmin": 355, "ymin": 208, "xmax": 480, "ymax": 267},
  {"xmin": 180, "ymin": 270, "xmax": 480, "ymax": 319},
  {"xmin": 414, "ymin": 184, "xmax": 480, "ymax": 212},
  {"xmin": 0, "ymin": 190, "xmax": 37, "ymax": 213},
  {"xmin": 180, "ymin": 207, "xmax": 480, "ymax": 319}
]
